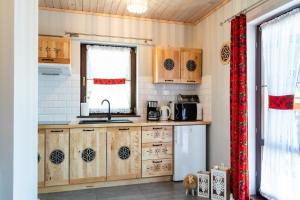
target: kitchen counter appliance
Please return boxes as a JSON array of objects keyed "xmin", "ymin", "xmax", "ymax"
[
  {"xmin": 170, "ymin": 94, "xmax": 202, "ymax": 121},
  {"xmin": 147, "ymin": 101, "xmax": 160, "ymax": 121}
]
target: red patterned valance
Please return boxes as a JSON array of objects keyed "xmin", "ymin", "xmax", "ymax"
[
  {"xmin": 93, "ymin": 78, "xmax": 125, "ymax": 85},
  {"xmin": 269, "ymin": 95, "xmax": 294, "ymax": 110}
]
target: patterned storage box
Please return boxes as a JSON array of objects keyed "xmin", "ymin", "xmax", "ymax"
[
  {"xmin": 197, "ymin": 171, "xmax": 210, "ymax": 198},
  {"xmin": 211, "ymin": 167, "xmax": 230, "ymax": 200}
]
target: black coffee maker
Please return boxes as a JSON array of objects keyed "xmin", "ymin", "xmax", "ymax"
[{"xmin": 147, "ymin": 101, "xmax": 160, "ymax": 121}]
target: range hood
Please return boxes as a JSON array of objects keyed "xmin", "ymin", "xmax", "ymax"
[{"xmin": 38, "ymin": 63, "xmax": 71, "ymax": 76}]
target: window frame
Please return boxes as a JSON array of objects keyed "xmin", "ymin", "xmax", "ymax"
[{"xmin": 80, "ymin": 43, "xmax": 137, "ymax": 117}]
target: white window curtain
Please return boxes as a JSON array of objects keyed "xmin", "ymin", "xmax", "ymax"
[
  {"xmin": 86, "ymin": 45, "xmax": 132, "ymax": 113},
  {"xmin": 260, "ymin": 8, "xmax": 300, "ymax": 200}
]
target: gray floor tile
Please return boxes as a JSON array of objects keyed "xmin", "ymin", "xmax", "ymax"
[{"xmin": 39, "ymin": 182, "xmax": 210, "ymax": 200}]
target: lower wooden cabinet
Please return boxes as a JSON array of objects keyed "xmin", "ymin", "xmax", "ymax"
[
  {"xmin": 142, "ymin": 126, "xmax": 173, "ymax": 178},
  {"xmin": 107, "ymin": 127, "xmax": 141, "ymax": 181},
  {"xmin": 45, "ymin": 129, "xmax": 69, "ymax": 187},
  {"xmin": 70, "ymin": 128, "xmax": 106, "ymax": 184},
  {"xmin": 142, "ymin": 159, "xmax": 173, "ymax": 178},
  {"xmin": 38, "ymin": 129, "xmax": 45, "ymax": 187}
]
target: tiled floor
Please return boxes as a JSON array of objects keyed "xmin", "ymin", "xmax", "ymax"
[{"xmin": 39, "ymin": 182, "xmax": 209, "ymax": 200}]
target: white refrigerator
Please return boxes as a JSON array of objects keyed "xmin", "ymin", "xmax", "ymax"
[{"xmin": 173, "ymin": 125, "xmax": 206, "ymax": 181}]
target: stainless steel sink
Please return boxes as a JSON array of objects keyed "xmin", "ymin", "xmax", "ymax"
[{"xmin": 78, "ymin": 119, "xmax": 133, "ymax": 124}]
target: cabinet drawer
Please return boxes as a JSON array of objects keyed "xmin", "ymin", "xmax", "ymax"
[
  {"xmin": 142, "ymin": 159, "xmax": 173, "ymax": 178},
  {"xmin": 142, "ymin": 143, "xmax": 173, "ymax": 160},
  {"xmin": 142, "ymin": 126, "xmax": 172, "ymax": 143}
]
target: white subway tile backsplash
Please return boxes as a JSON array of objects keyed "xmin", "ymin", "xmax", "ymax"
[{"xmin": 39, "ymin": 74, "xmax": 212, "ymax": 122}]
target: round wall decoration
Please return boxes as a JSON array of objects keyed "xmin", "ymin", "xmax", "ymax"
[
  {"xmin": 50, "ymin": 149, "xmax": 65, "ymax": 165},
  {"xmin": 186, "ymin": 60, "xmax": 197, "ymax": 71},
  {"xmin": 118, "ymin": 146, "xmax": 131, "ymax": 160},
  {"xmin": 220, "ymin": 42, "xmax": 231, "ymax": 65},
  {"xmin": 164, "ymin": 58, "xmax": 175, "ymax": 71},
  {"xmin": 81, "ymin": 148, "xmax": 96, "ymax": 162}
]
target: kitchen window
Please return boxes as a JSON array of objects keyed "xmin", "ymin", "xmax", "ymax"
[{"xmin": 81, "ymin": 44, "xmax": 136, "ymax": 116}]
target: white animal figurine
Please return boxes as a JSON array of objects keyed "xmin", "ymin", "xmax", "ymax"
[{"xmin": 183, "ymin": 174, "xmax": 197, "ymax": 196}]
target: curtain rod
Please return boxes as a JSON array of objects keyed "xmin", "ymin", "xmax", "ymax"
[
  {"xmin": 220, "ymin": 0, "xmax": 270, "ymax": 26},
  {"xmin": 65, "ymin": 32, "xmax": 153, "ymax": 44}
]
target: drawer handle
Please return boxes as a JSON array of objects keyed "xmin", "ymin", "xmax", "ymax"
[
  {"xmin": 83, "ymin": 129, "xmax": 94, "ymax": 132},
  {"xmin": 50, "ymin": 130, "xmax": 63, "ymax": 133},
  {"xmin": 119, "ymin": 128, "xmax": 129, "ymax": 131},
  {"xmin": 152, "ymin": 144, "xmax": 162, "ymax": 147},
  {"xmin": 41, "ymin": 58, "xmax": 55, "ymax": 62},
  {"xmin": 187, "ymin": 80, "xmax": 196, "ymax": 83},
  {"xmin": 152, "ymin": 160, "xmax": 163, "ymax": 164},
  {"xmin": 165, "ymin": 80, "xmax": 174, "ymax": 82},
  {"xmin": 152, "ymin": 127, "xmax": 162, "ymax": 130}
]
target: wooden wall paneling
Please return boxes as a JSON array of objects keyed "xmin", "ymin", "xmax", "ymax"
[
  {"xmin": 52, "ymin": 0, "xmax": 62, "ymax": 8},
  {"xmin": 60, "ymin": 0, "xmax": 69, "ymax": 9},
  {"xmin": 153, "ymin": 47, "xmax": 181, "ymax": 83},
  {"xmin": 38, "ymin": 129, "xmax": 45, "ymax": 187},
  {"xmin": 82, "ymin": 0, "xmax": 91, "ymax": 12},
  {"xmin": 89, "ymin": 0, "xmax": 98, "ymax": 12},
  {"xmin": 96, "ymin": 0, "xmax": 106, "ymax": 13},
  {"xmin": 44, "ymin": 0, "xmax": 54, "ymax": 8},
  {"xmin": 39, "ymin": 0, "xmax": 46, "ymax": 7},
  {"xmin": 68, "ymin": 0, "xmax": 77, "ymax": 10},
  {"xmin": 180, "ymin": 48, "xmax": 202, "ymax": 83},
  {"xmin": 70, "ymin": 128, "xmax": 106, "ymax": 184},
  {"xmin": 107, "ymin": 127, "xmax": 141, "ymax": 181},
  {"xmin": 45, "ymin": 129, "xmax": 70, "ymax": 187},
  {"xmin": 75, "ymin": 0, "xmax": 83, "ymax": 11},
  {"xmin": 103, "ymin": 0, "xmax": 113, "ymax": 14}
]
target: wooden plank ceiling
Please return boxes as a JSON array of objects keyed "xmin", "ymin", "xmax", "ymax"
[{"xmin": 39, "ymin": 0, "xmax": 226, "ymax": 24}]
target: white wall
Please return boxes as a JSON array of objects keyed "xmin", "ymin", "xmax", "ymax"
[
  {"xmin": 0, "ymin": 0, "xmax": 38, "ymax": 199},
  {"xmin": 38, "ymin": 10, "xmax": 211, "ymax": 122}
]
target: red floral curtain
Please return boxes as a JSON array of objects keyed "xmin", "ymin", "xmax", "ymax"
[{"xmin": 230, "ymin": 14, "xmax": 249, "ymax": 200}]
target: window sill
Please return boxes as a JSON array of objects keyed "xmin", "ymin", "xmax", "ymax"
[{"xmin": 77, "ymin": 114, "xmax": 141, "ymax": 118}]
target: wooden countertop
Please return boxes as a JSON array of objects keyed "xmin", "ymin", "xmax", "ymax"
[{"xmin": 38, "ymin": 120, "xmax": 211, "ymax": 129}]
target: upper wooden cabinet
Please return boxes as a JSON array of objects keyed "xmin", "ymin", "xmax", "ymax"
[
  {"xmin": 180, "ymin": 48, "xmax": 202, "ymax": 83},
  {"xmin": 107, "ymin": 127, "xmax": 141, "ymax": 181},
  {"xmin": 153, "ymin": 47, "xmax": 202, "ymax": 84},
  {"xmin": 38, "ymin": 36, "xmax": 70, "ymax": 64},
  {"xmin": 70, "ymin": 128, "xmax": 107, "ymax": 184},
  {"xmin": 153, "ymin": 47, "xmax": 181, "ymax": 83}
]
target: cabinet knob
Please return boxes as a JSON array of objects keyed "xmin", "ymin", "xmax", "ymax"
[
  {"xmin": 187, "ymin": 80, "xmax": 196, "ymax": 83},
  {"xmin": 164, "ymin": 80, "xmax": 174, "ymax": 82}
]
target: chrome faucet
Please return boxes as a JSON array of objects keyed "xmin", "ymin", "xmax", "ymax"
[{"xmin": 101, "ymin": 99, "xmax": 111, "ymax": 121}]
